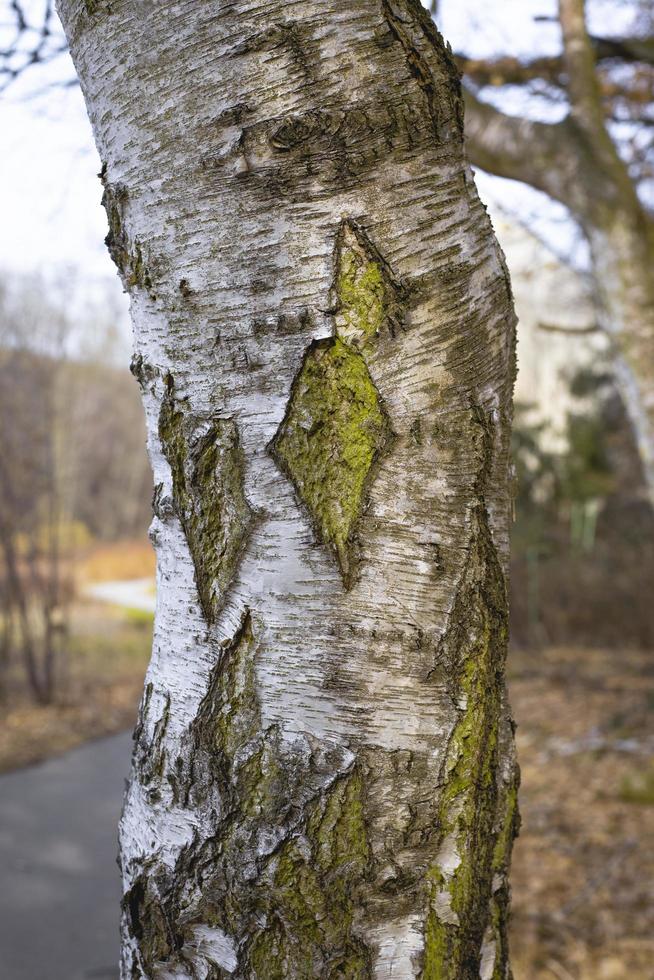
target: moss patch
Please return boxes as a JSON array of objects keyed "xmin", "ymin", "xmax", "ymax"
[
  {"xmin": 187, "ymin": 610, "xmax": 260, "ymax": 798},
  {"xmin": 245, "ymin": 767, "xmax": 372, "ymax": 978},
  {"xmin": 487, "ymin": 772, "xmax": 520, "ymax": 980},
  {"xmin": 334, "ymin": 221, "xmax": 404, "ymax": 350},
  {"xmin": 140, "ymin": 609, "xmax": 374, "ymax": 978},
  {"xmin": 272, "ymin": 337, "xmax": 391, "ymax": 586},
  {"xmin": 159, "ymin": 376, "xmax": 252, "ymax": 624},
  {"xmin": 271, "ymin": 220, "xmax": 404, "ymax": 586}
]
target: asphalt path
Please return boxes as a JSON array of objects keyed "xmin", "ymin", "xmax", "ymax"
[{"xmin": 0, "ymin": 732, "xmax": 133, "ymax": 980}]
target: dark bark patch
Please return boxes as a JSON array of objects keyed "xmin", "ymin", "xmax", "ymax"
[
  {"xmin": 124, "ymin": 611, "xmax": 375, "ymax": 977},
  {"xmin": 123, "ymin": 869, "xmax": 177, "ymax": 976},
  {"xmin": 159, "ymin": 376, "xmax": 253, "ymax": 625},
  {"xmin": 422, "ymin": 504, "xmax": 507, "ymax": 978},
  {"xmin": 244, "ymin": 766, "xmax": 374, "ymax": 978},
  {"xmin": 230, "ymin": 20, "xmax": 315, "ymax": 80},
  {"xmin": 213, "ymin": 103, "xmax": 252, "ymax": 129},
  {"xmin": 262, "ymin": 92, "xmax": 432, "ymax": 183},
  {"xmin": 100, "ymin": 174, "xmax": 153, "ymax": 292},
  {"xmin": 129, "ymin": 352, "xmax": 158, "ymax": 391},
  {"xmin": 200, "ymin": 90, "xmax": 438, "ymax": 200},
  {"xmin": 83, "ymin": 0, "xmax": 112, "ymax": 15},
  {"xmin": 134, "ymin": 691, "xmax": 171, "ymax": 789},
  {"xmin": 380, "ymin": 0, "xmax": 464, "ymax": 143},
  {"xmin": 185, "ymin": 609, "xmax": 260, "ymax": 804}
]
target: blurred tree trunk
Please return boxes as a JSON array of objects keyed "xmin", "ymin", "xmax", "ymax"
[
  {"xmin": 58, "ymin": 0, "xmax": 518, "ymax": 977},
  {"xmin": 463, "ymin": 0, "xmax": 654, "ymax": 504},
  {"xmin": 0, "ymin": 349, "xmax": 67, "ymax": 705}
]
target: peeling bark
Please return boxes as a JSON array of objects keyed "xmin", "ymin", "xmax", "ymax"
[{"xmin": 57, "ymin": 0, "xmax": 518, "ymax": 976}]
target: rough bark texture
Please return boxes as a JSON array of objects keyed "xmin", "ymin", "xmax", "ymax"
[
  {"xmin": 57, "ymin": 0, "xmax": 518, "ymax": 976},
  {"xmin": 463, "ymin": 0, "xmax": 654, "ymax": 504}
]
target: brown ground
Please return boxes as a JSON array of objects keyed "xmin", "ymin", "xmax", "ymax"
[
  {"xmin": 509, "ymin": 646, "xmax": 654, "ymax": 980},
  {"xmin": 0, "ymin": 599, "xmax": 152, "ymax": 773},
  {"xmin": 0, "ymin": 624, "xmax": 652, "ymax": 978}
]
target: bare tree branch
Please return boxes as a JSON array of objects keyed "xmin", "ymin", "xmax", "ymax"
[
  {"xmin": 463, "ymin": 90, "xmax": 585, "ymax": 214},
  {"xmin": 457, "ymin": 29, "xmax": 654, "ymax": 89},
  {"xmin": 591, "ymin": 33, "xmax": 654, "ymax": 66},
  {"xmin": 537, "ymin": 321, "xmax": 599, "ymax": 335},
  {"xmin": 458, "ymin": 53, "xmax": 653, "ymax": 112},
  {"xmin": 559, "ymin": 0, "xmax": 607, "ymax": 136},
  {"xmin": 0, "ymin": 0, "xmax": 71, "ymax": 92}
]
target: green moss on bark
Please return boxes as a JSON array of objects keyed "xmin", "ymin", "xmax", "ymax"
[
  {"xmin": 492, "ymin": 780, "xmax": 519, "ymax": 875},
  {"xmin": 272, "ymin": 337, "xmax": 391, "ymax": 586},
  {"xmin": 487, "ymin": 782, "xmax": 519, "ymax": 980},
  {"xmin": 333, "ymin": 221, "xmax": 404, "ymax": 349},
  {"xmin": 191, "ymin": 610, "xmax": 259, "ymax": 760},
  {"xmin": 271, "ymin": 220, "xmax": 404, "ymax": 586},
  {"xmin": 245, "ymin": 767, "xmax": 372, "ymax": 978},
  {"xmin": 164, "ymin": 609, "xmax": 374, "ymax": 977},
  {"xmin": 187, "ymin": 608, "xmax": 284, "ymax": 817}
]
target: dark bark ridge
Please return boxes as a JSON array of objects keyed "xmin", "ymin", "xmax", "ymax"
[
  {"xmin": 125, "ymin": 593, "xmax": 518, "ymax": 979},
  {"xmin": 424, "ymin": 408, "xmax": 519, "ymax": 979},
  {"xmin": 124, "ymin": 610, "xmax": 374, "ymax": 978}
]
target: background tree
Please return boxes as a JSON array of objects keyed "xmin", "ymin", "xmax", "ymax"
[
  {"xmin": 57, "ymin": 0, "xmax": 518, "ymax": 977},
  {"xmin": 0, "ymin": 272, "xmax": 152, "ymax": 703},
  {"xmin": 450, "ymin": 0, "xmax": 654, "ymax": 503},
  {"xmin": 0, "ymin": 276, "xmax": 75, "ymax": 702}
]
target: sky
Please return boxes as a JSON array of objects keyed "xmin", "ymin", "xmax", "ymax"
[
  {"xmin": 2, "ymin": 89, "xmax": 111, "ymax": 278},
  {"xmin": 0, "ymin": 0, "xmax": 639, "ymax": 302}
]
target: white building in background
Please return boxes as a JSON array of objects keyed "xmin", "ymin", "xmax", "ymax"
[{"xmin": 492, "ymin": 214, "xmax": 608, "ymax": 453}]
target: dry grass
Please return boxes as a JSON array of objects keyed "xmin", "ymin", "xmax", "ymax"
[
  {"xmin": 0, "ymin": 536, "xmax": 154, "ymax": 772},
  {"xmin": 77, "ymin": 538, "xmax": 156, "ymax": 584}
]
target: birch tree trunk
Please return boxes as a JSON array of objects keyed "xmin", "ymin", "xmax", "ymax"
[{"xmin": 57, "ymin": 0, "xmax": 518, "ymax": 976}]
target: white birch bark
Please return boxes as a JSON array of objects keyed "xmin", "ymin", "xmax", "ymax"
[{"xmin": 57, "ymin": 1, "xmax": 519, "ymax": 977}]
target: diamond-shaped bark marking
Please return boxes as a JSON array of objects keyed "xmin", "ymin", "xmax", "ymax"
[
  {"xmin": 272, "ymin": 337, "xmax": 392, "ymax": 586},
  {"xmin": 159, "ymin": 378, "xmax": 252, "ymax": 624}
]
